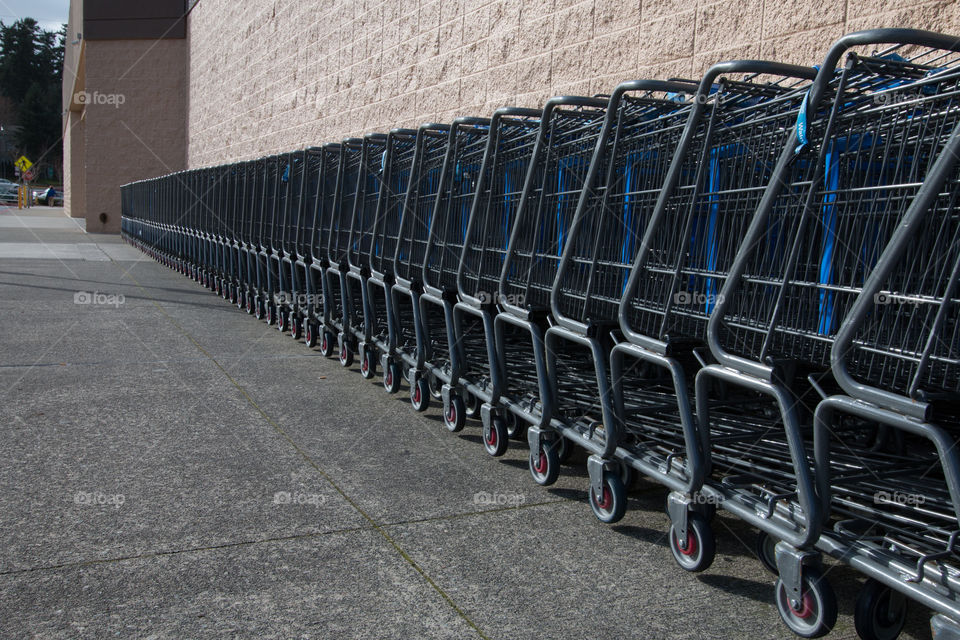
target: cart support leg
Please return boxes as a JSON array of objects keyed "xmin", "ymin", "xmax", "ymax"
[
  {"xmin": 775, "ymin": 541, "xmax": 818, "ymax": 606},
  {"xmin": 667, "ymin": 492, "xmax": 691, "ymax": 549},
  {"xmin": 587, "ymin": 454, "xmax": 606, "ymax": 499}
]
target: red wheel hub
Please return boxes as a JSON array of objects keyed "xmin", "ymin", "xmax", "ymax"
[
  {"xmin": 447, "ymin": 405, "xmax": 456, "ymax": 423},
  {"xmin": 386, "ymin": 370, "xmax": 393, "ymax": 386},
  {"xmin": 485, "ymin": 426, "xmax": 497, "ymax": 445},
  {"xmin": 361, "ymin": 357, "xmax": 369, "ymax": 373},
  {"xmin": 676, "ymin": 528, "xmax": 698, "ymax": 557},
  {"xmin": 595, "ymin": 486, "xmax": 613, "ymax": 511},
  {"xmin": 534, "ymin": 451, "xmax": 547, "ymax": 474},
  {"xmin": 789, "ymin": 590, "xmax": 814, "ymax": 619},
  {"xmin": 414, "ymin": 386, "xmax": 421, "ymax": 403}
]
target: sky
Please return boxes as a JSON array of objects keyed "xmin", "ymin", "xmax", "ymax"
[{"xmin": 0, "ymin": 0, "xmax": 67, "ymax": 32}]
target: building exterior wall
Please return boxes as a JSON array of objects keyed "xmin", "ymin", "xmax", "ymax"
[
  {"xmin": 81, "ymin": 39, "xmax": 187, "ymax": 232},
  {"xmin": 63, "ymin": 110, "xmax": 84, "ymax": 219},
  {"xmin": 62, "ymin": 0, "xmax": 188, "ymax": 233},
  {"xmin": 186, "ymin": 0, "xmax": 960, "ymax": 168}
]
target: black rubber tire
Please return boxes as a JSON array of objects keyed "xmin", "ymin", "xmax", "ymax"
[
  {"xmin": 360, "ymin": 347, "xmax": 377, "ymax": 379},
  {"xmin": 756, "ymin": 530, "xmax": 780, "ymax": 575},
  {"xmin": 338, "ymin": 339, "xmax": 354, "ymax": 367},
  {"xmin": 319, "ymin": 330, "xmax": 336, "ymax": 357},
  {"xmin": 483, "ymin": 417, "xmax": 509, "ymax": 457},
  {"xmin": 529, "ymin": 440, "xmax": 560, "ymax": 486},
  {"xmin": 589, "ymin": 471, "xmax": 627, "ymax": 524},
  {"xmin": 411, "ymin": 376, "xmax": 430, "ymax": 412},
  {"xmin": 304, "ymin": 321, "xmax": 318, "ymax": 348},
  {"xmin": 854, "ymin": 578, "xmax": 907, "ymax": 640},
  {"xmin": 774, "ymin": 566, "xmax": 838, "ymax": 638},
  {"xmin": 383, "ymin": 361, "xmax": 402, "ymax": 394},
  {"xmin": 668, "ymin": 512, "xmax": 716, "ymax": 573},
  {"xmin": 464, "ymin": 391, "xmax": 480, "ymax": 418},
  {"xmin": 443, "ymin": 394, "xmax": 466, "ymax": 432},
  {"xmin": 505, "ymin": 411, "xmax": 526, "ymax": 440}
]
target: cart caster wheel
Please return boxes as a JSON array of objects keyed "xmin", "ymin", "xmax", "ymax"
[
  {"xmin": 254, "ymin": 299, "xmax": 264, "ymax": 320},
  {"xmin": 483, "ymin": 417, "xmax": 509, "ymax": 457},
  {"xmin": 266, "ymin": 305, "xmax": 276, "ymax": 326},
  {"xmin": 383, "ymin": 362, "xmax": 402, "ymax": 393},
  {"xmin": 617, "ymin": 461, "xmax": 634, "ymax": 489},
  {"xmin": 278, "ymin": 310, "xmax": 288, "ymax": 332},
  {"xmin": 756, "ymin": 530, "xmax": 780, "ymax": 575},
  {"xmin": 244, "ymin": 294, "xmax": 252, "ymax": 313},
  {"xmin": 775, "ymin": 566, "xmax": 837, "ymax": 638},
  {"xmin": 855, "ymin": 578, "xmax": 906, "ymax": 640},
  {"xmin": 319, "ymin": 331, "xmax": 335, "ymax": 357},
  {"xmin": 589, "ymin": 472, "xmax": 627, "ymax": 524},
  {"xmin": 669, "ymin": 512, "xmax": 715, "ymax": 573},
  {"xmin": 529, "ymin": 440, "xmax": 560, "ymax": 486},
  {"xmin": 338, "ymin": 341, "xmax": 354, "ymax": 367},
  {"xmin": 506, "ymin": 412, "xmax": 525, "ymax": 440},
  {"xmin": 464, "ymin": 392, "xmax": 480, "ymax": 418},
  {"xmin": 304, "ymin": 322, "xmax": 318, "ymax": 348},
  {"xmin": 411, "ymin": 377, "xmax": 429, "ymax": 412},
  {"xmin": 290, "ymin": 316, "xmax": 302, "ymax": 340},
  {"xmin": 443, "ymin": 394, "xmax": 466, "ymax": 432},
  {"xmin": 555, "ymin": 435, "xmax": 574, "ymax": 464},
  {"xmin": 428, "ymin": 374, "xmax": 443, "ymax": 400},
  {"xmin": 360, "ymin": 348, "xmax": 377, "ymax": 379}
]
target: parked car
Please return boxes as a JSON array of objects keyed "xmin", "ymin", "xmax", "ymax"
[{"xmin": 0, "ymin": 183, "xmax": 18, "ymax": 204}]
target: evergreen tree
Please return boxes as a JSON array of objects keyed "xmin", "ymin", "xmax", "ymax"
[{"xmin": 0, "ymin": 18, "xmax": 65, "ymax": 179}]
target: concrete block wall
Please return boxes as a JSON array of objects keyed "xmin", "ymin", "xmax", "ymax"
[
  {"xmin": 186, "ymin": 0, "xmax": 960, "ymax": 167},
  {"xmin": 81, "ymin": 40, "xmax": 187, "ymax": 232}
]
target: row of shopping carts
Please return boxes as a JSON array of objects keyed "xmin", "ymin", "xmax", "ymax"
[{"xmin": 121, "ymin": 28, "xmax": 960, "ymax": 640}]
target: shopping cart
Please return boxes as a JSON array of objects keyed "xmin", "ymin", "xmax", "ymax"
[
  {"xmin": 392, "ymin": 122, "xmax": 451, "ymax": 411},
  {"xmin": 202, "ymin": 166, "xmax": 223, "ymax": 292},
  {"xmin": 548, "ymin": 78, "xmax": 706, "ymax": 523},
  {"xmin": 249, "ymin": 157, "xmax": 274, "ymax": 319},
  {"xmin": 367, "ymin": 128, "xmax": 417, "ymax": 393},
  {"xmin": 419, "ymin": 117, "xmax": 491, "ymax": 430},
  {"xmin": 208, "ymin": 166, "xmax": 229, "ymax": 298},
  {"xmin": 320, "ymin": 139, "xmax": 364, "ymax": 358},
  {"xmin": 454, "ymin": 107, "xmax": 541, "ymax": 455},
  {"xmin": 790, "ymin": 30, "xmax": 960, "ymax": 640},
  {"xmin": 275, "ymin": 151, "xmax": 306, "ymax": 334},
  {"xmin": 494, "ymin": 95, "xmax": 608, "ymax": 478},
  {"xmin": 221, "ymin": 164, "xmax": 242, "ymax": 303},
  {"xmin": 602, "ymin": 66, "xmax": 816, "ymax": 552},
  {"xmin": 286, "ymin": 147, "xmax": 327, "ymax": 340},
  {"xmin": 694, "ymin": 29, "xmax": 960, "ymax": 638},
  {"xmin": 237, "ymin": 160, "xmax": 262, "ymax": 313},
  {"xmin": 342, "ymin": 134, "xmax": 388, "ymax": 372},
  {"xmin": 304, "ymin": 143, "xmax": 342, "ymax": 348},
  {"xmin": 266, "ymin": 153, "xmax": 294, "ymax": 327},
  {"xmin": 185, "ymin": 168, "xmax": 204, "ymax": 284}
]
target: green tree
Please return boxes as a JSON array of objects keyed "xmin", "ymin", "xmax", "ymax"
[{"xmin": 0, "ymin": 18, "xmax": 64, "ymax": 179}]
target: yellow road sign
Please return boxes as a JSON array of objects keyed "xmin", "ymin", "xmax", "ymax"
[{"xmin": 14, "ymin": 155, "xmax": 32, "ymax": 172}]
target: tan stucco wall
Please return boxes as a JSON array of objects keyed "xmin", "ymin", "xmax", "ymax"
[{"xmin": 185, "ymin": 0, "xmax": 960, "ymax": 168}]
